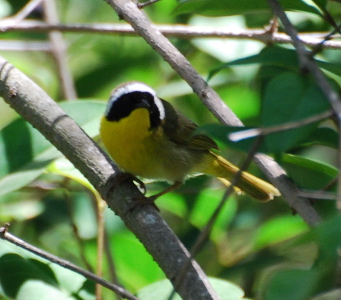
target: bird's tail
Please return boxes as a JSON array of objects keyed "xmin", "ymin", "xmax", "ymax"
[{"xmin": 205, "ymin": 152, "xmax": 280, "ymax": 201}]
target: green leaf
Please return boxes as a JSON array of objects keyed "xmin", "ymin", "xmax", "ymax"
[
  {"xmin": 49, "ymin": 262, "xmax": 94, "ymax": 297},
  {"xmin": 316, "ymin": 60, "xmax": 341, "ymax": 78},
  {"xmin": 261, "ymin": 72, "xmax": 330, "ymax": 153},
  {"xmin": 210, "ymin": 46, "xmax": 300, "ymax": 79},
  {"xmin": 254, "ymin": 216, "xmax": 308, "ymax": 250},
  {"xmin": 265, "ymin": 216, "xmax": 341, "ymax": 300},
  {"xmin": 176, "ymin": 0, "xmax": 321, "ymax": 16},
  {"xmin": 61, "ymin": 100, "xmax": 105, "ymax": 137},
  {"xmin": 265, "ymin": 269, "xmax": 320, "ymax": 300},
  {"xmin": 314, "ymin": 215, "xmax": 341, "ymax": 261},
  {"xmin": 0, "ymin": 101, "xmax": 18, "ymax": 130},
  {"xmin": 0, "ymin": 254, "xmax": 58, "ymax": 298},
  {"xmin": 312, "ymin": 0, "xmax": 327, "ymax": 10},
  {"xmin": 0, "ymin": 119, "xmax": 57, "ymax": 197},
  {"xmin": 16, "ymin": 280, "xmax": 75, "ymax": 300},
  {"xmin": 47, "ymin": 157, "xmax": 95, "ymax": 193},
  {"xmin": 0, "ymin": 253, "xmax": 94, "ymax": 300},
  {"xmin": 190, "ymin": 189, "xmax": 238, "ymax": 240},
  {"xmin": 138, "ymin": 277, "xmax": 252, "ymax": 300},
  {"xmin": 109, "ymin": 232, "xmax": 164, "ymax": 290},
  {"xmin": 281, "ymin": 154, "xmax": 337, "ymax": 190},
  {"xmin": 299, "ymin": 127, "xmax": 338, "ymax": 149},
  {"xmin": 210, "ymin": 46, "xmax": 341, "ymax": 80},
  {"xmin": 0, "ymin": 100, "xmax": 105, "ymax": 197}
]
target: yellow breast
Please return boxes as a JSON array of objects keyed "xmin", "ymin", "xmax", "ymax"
[
  {"xmin": 100, "ymin": 108, "xmax": 148, "ymax": 171},
  {"xmin": 100, "ymin": 107, "xmax": 206, "ymax": 183},
  {"xmin": 100, "ymin": 108, "xmax": 167, "ymax": 179}
]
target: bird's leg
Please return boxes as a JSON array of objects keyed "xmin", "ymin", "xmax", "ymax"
[
  {"xmin": 148, "ymin": 181, "xmax": 182, "ymax": 201},
  {"xmin": 125, "ymin": 181, "xmax": 182, "ymax": 214},
  {"xmin": 114, "ymin": 172, "xmax": 146, "ymax": 193},
  {"xmin": 123, "ymin": 181, "xmax": 182, "ymax": 214}
]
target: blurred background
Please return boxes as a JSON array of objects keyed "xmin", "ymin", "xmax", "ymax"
[{"xmin": 0, "ymin": 0, "xmax": 341, "ymax": 299}]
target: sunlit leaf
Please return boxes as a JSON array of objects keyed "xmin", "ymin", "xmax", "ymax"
[
  {"xmin": 47, "ymin": 157, "xmax": 95, "ymax": 192},
  {"xmin": 138, "ymin": 277, "xmax": 252, "ymax": 300},
  {"xmin": 108, "ymin": 232, "xmax": 164, "ymax": 290},
  {"xmin": 254, "ymin": 216, "xmax": 308, "ymax": 250},
  {"xmin": 16, "ymin": 280, "xmax": 73, "ymax": 300}
]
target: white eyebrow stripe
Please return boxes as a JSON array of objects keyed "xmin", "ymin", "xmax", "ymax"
[
  {"xmin": 106, "ymin": 82, "xmax": 165, "ymax": 120},
  {"xmin": 110, "ymin": 82, "xmax": 156, "ymax": 102},
  {"xmin": 153, "ymin": 95, "xmax": 165, "ymax": 120}
]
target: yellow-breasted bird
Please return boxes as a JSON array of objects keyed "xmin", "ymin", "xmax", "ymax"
[{"xmin": 100, "ymin": 81, "xmax": 280, "ymax": 201}]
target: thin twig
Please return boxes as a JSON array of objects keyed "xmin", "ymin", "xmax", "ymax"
[
  {"xmin": 229, "ymin": 110, "xmax": 333, "ymax": 142},
  {"xmin": 137, "ymin": 0, "xmax": 162, "ymax": 9},
  {"xmin": 104, "ymin": 229, "xmax": 123, "ymax": 300},
  {"xmin": 88, "ymin": 187, "xmax": 123, "ymax": 300},
  {"xmin": 0, "ymin": 40, "xmax": 51, "ymax": 51},
  {"xmin": 43, "ymin": 0, "xmax": 77, "ymax": 100},
  {"xmin": 64, "ymin": 187, "xmax": 94, "ymax": 273},
  {"xmin": 0, "ymin": 226, "xmax": 138, "ymax": 300},
  {"xmin": 1, "ymin": 21, "xmax": 341, "ymax": 49},
  {"xmin": 310, "ymin": 25, "xmax": 341, "ymax": 56},
  {"xmin": 298, "ymin": 191, "xmax": 336, "ymax": 201},
  {"xmin": 96, "ymin": 198, "xmax": 106, "ymax": 300}
]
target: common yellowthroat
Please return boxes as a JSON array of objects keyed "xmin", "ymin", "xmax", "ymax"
[{"xmin": 100, "ymin": 82, "xmax": 280, "ymax": 201}]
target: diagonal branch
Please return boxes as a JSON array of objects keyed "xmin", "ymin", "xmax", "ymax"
[
  {"xmin": 267, "ymin": 0, "xmax": 341, "ymax": 209},
  {"xmin": 0, "ymin": 56, "xmax": 219, "ymax": 300},
  {"xmin": 105, "ymin": 0, "xmax": 322, "ymax": 226}
]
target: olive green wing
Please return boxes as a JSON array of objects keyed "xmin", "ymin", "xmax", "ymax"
[{"xmin": 161, "ymin": 99, "xmax": 218, "ymax": 150}]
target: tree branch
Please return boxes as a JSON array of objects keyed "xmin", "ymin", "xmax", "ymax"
[
  {"xmin": 0, "ymin": 56, "xmax": 219, "ymax": 300},
  {"xmin": 1, "ymin": 21, "xmax": 341, "ymax": 49},
  {"xmin": 105, "ymin": 0, "xmax": 322, "ymax": 226}
]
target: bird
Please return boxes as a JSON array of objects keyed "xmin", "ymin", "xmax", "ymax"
[{"xmin": 100, "ymin": 81, "xmax": 280, "ymax": 202}]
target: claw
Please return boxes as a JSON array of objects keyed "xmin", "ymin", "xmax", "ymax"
[{"xmin": 107, "ymin": 172, "xmax": 146, "ymax": 194}]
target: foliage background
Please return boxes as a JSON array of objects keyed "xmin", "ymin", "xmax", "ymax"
[{"xmin": 0, "ymin": 0, "xmax": 341, "ymax": 299}]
